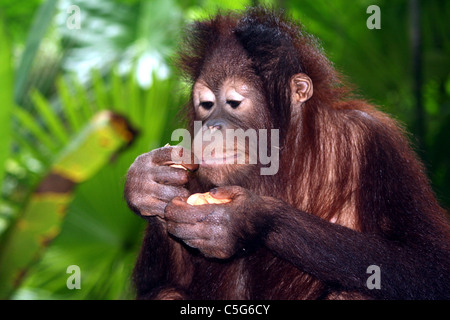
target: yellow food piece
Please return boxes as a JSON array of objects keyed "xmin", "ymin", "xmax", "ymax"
[
  {"xmin": 169, "ymin": 164, "xmax": 187, "ymax": 170},
  {"xmin": 187, "ymin": 192, "xmax": 231, "ymax": 206},
  {"xmin": 186, "ymin": 193, "xmax": 208, "ymax": 205}
]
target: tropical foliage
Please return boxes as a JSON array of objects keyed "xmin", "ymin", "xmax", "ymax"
[{"xmin": 0, "ymin": 0, "xmax": 448, "ymax": 299}]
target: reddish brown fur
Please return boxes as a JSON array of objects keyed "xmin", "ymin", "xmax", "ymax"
[
  {"xmin": 176, "ymin": 7, "xmax": 445, "ymax": 233},
  {"xmin": 130, "ymin": 7, "xmax": 450, "ymax": 299}
]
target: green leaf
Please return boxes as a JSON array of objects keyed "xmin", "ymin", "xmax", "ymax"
[
  {"xmin": 0, "ymin": 111, "xmax": 135, "ymax": 299},
  {"xmin": 13, "ymin": 106, "xmax": 59, "ymax": 154},
  {"xmin": 110, "ymin": 67, "xmax": 126, "ymax": 114},
  {"xmin": 31, "ymin": 90, "xmax": 70, "ymax": 145},
  {"xmin": 51, "ymin": 111, "xmax": 134, "ymax": 183},
  {"xmin": 0, "ymin": 19, "xmax": 13, "ymax": 183},
  {"xmin": 56, "ymin": 77, "xmax": 83, "ymax": 133},
  {"xmin": 91, "ymin": 69, "xmax": 110, "ymax": 110},
  {"xmin": 15, "ymin": 70, "xmax": 177, "ymax": 299},
  {"xmin": 71, "ymin": 74, "xmax": 95, "ymax": 120},
  {"xmin": 127, "ymin": 67, "xmax": 141, "ymax": 127},
  {"xmin": 13, "ymin": 0, "xmax": 58, "ymax": 105}
]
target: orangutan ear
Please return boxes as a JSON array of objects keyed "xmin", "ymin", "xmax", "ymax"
[{"xmin": 290, "ymin": 73, "xmax": 313, "ymax": 106}]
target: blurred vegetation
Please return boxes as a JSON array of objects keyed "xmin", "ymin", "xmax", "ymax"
[{"xmin": 0, "ymin": 0, "xmax": 448, "ymax": 299}]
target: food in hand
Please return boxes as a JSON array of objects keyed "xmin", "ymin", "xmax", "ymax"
[
  {"xmin": 187, "ymin": 192, "xmax": 231, "ymax": 206},
  {"xmin": 169, "ymin": 164, "xmax": 187, "ymax": 170}
]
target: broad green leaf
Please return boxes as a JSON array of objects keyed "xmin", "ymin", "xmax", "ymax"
[{"xmin": 52, "ymin": 111, "xmax": 134, "ymax": 183}]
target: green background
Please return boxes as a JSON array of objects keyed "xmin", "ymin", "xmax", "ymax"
[{"xmin": 0, "ymin": 0, "xmax": 448, "ymax": 299}]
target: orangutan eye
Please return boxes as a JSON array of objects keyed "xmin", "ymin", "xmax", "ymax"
[
  {"xmin": 227, "ymin": 100, "xmax": 241, "ymax": 109},
  {"xmin": 200, "ymin": 101, "xmax": 214, "ymax": 110}
]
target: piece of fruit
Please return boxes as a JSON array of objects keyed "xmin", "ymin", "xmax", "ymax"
[
  {"xmin": 187, "ymin": 192, "xmax": 231, "ymax": 206},
  {"xmin": 169, "ymin": 164, "xmax": 187, "ymax": 170},
  {"xmin": 166, "ymin": 143, "xmax": 188, "ymax": 171}
]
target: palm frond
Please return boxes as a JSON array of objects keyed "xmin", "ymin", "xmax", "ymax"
[
  {"xmin": 6, "ymin": 68, "xmax": 183, "ymax": 299},
  {"xmin": 0, "ymin": 109, "xmax": 135, "ymax": 299}
]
